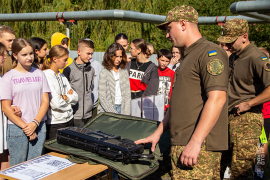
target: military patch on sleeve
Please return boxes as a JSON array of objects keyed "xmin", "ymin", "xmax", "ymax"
[
  {"xmin": 264, "ymin": 62, "xmax": 270, "ymax": 71},
  {"xmin": 261, "ymin": 57, "xmax": 268, "ymax": 61},
  {"xmin": 207, "ymin": 59, "xmax": 224, "ymax": 75},
  {"xmin": 208, "ymin": 50, "xmax": 217, "ymax": 57}
]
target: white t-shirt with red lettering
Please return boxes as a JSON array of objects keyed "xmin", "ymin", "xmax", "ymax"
[{"xmin": 0, "ymin": 68, "xmax": 51, "ymax": 124}]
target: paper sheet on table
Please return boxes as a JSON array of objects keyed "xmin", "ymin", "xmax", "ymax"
[
  {"xmin": 130, "ymin": 97, "xmax": 142, "ymax": 118},
  {"xmin": 154, "ymin": 94, "xmax": 165, "ymax": 122},
  {"xmin": 0, "ymin": 154, "xmax": 75, "ymax": 180},
  {"xmin": 142, "ymin": 95, "xmax": 154, "ymax": 120}
]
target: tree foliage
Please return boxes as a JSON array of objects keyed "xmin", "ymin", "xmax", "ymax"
[{"xmin": 0, "ymin": 0, "xmax": 269, "ymax": 52}]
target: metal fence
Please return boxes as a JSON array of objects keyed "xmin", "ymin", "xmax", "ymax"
[{"xmin": 69, "ymin": 50, "xmax": 158, "ymax": 66}]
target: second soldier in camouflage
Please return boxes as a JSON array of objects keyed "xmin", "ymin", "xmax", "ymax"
[{"xmin": 218, "ymin": 18, "xmax": 270, "ymax": 179}]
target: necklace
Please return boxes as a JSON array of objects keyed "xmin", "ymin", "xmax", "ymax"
[{"xmin": 136, "ymin": 61, "xmax": 145, "ymax": 70}]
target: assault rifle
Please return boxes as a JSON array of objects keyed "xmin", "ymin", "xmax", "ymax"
[{"xmin": 57, "ymin": 127, "xmax": 154, "ymax": 164}]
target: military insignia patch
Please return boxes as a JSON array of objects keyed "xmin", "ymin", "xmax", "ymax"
[
  {"xmin": 207, "ymin": 59, "xmax": 224, "ymax": 75},
  {"xmin": 208, "ymin": 50, "xmax": 217, "ymax": 57},
  {"xmin": 264, "ymin": 62, "xmax": 270, "ymax": 71},
  {"xmin": 261, "ymin": 57, "xmax": 268, "ymax": 61}
]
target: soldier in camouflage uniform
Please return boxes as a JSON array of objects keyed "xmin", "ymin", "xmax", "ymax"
[
  {"xmin": 136, "ymin": 5, "xmax": 229, "ymax": 180},
  {"xmin": 218, "ymin": 19, "xmax": 270, "ymax": 179}
]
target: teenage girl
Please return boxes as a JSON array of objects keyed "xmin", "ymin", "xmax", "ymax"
[
  {"xmin": 1, "ymin": 38, "xmax": 51, "ymax": 166},
  {"xmin": 30, "ymin": 37, "xmax": 48, "ymax": 70},
  {"xmin": 115, "ymin": 33, "xmax": 132, "ymax": 61},
  {"xmin": 127, "ymin": 38, "xmax": 159, "ymax": 99},
  {"xmin": 168, "ymin": 46, "xmax": 184, "ymax": 71},
  {"xmin": 43, "ymin": 45, "xmax": 78, "ymax": 139},
  {"xmin": 98, "ymin": 43, "xmax": 131, "ymax": 115}
]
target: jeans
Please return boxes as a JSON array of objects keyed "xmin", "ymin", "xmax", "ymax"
[
  {"xmin": 7, "ymin": 121, "xmax": 46, "ymax": 166},
  {"xmin": 114, "ymin": 104, "xmax": 121, "ymax": 114}
]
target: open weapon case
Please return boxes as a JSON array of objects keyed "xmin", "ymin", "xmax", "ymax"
[{"xmin": 44, "ymin": 112, "xmax": 171, "ymax": 180}]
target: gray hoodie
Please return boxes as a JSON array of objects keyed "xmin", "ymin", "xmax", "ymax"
[{"xmin": 63, "ymin": 59, "xmax": 95, "ymax": 119}]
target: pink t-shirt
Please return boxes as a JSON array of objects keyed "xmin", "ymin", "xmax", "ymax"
[{"xmin": 0, "ymin": 68, "xmax": 51, "ymax": 124}]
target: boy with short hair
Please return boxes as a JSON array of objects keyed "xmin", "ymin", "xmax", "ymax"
[
  {"xmin": 0, "ymin": 25, "xmax": 15, "ymax": 75},
  {"xmin": 156, "ymin": 49, "xmax": 174, "ymax": 111},
  {"xmin": 63, "ymin": 38, "xmax": 95, "ymax": 127}
]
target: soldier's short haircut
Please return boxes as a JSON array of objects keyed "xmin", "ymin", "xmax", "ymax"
[{"xmin": 0, "ymin": 25, "xmax": 15, "ymax": 38}]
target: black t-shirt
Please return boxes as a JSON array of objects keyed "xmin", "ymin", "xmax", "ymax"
[{"xmin": 130, "ymin": 59, "xmax": 152, "ymax": 72}]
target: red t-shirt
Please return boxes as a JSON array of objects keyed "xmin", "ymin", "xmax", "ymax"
[
  {"xmin": 262, "ymin": 101, "xmax": 270, "ymax": 119},
  {"xmin": 157, "ymin": 67, "xmax": 175, "ymax": 110}
]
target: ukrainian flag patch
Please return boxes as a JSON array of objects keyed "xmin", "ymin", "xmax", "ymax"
[
  {"xmin": 261, "ymin": 57, "xmax": 268, "ymax": 61},
  {"xmin": 208, "ymin": 50, "xmax": 217, "ymax": 57}
]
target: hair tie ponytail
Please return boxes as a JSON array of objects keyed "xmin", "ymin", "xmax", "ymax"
[
  {"xmin": 146, "ymin": 47, "xmax": 151, "ymax": 57},
  {"xmin": 42, "ymin": 57, "xmax": 51, "ymax": 71}
]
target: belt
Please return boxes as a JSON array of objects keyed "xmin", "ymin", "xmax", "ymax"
[{"xmin": 229, "ymin": 105, "xmax": 262, "ymax": 115}]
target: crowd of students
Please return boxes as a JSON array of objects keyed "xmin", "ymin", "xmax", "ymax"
[{"xmin": 0, "ymin": 25, "xmax": 183, "ymax": 175}]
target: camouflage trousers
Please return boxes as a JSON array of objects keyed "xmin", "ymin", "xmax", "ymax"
[
  {"xmin": 171, "ymin": 142, "xmax": 221, "ymax": 180},
  {"xmin": 221, "ymin": 109, "xmax": 263, "ymax": 180}
]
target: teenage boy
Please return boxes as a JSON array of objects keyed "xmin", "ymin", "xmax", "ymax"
[
  {"xmin": 51, "ymin": 32, "xmax": 73, "ymax": 73},
  {"xmin": 63, "ymin": 38, "xmax": 95, "ymax": 127},
  {"xmin": 156, "ymin": 49, "xmax": 174, "ymax": 111},
  {"xmin": 0, "ymin": 25, "xmax": 15, "ymax": 75}
]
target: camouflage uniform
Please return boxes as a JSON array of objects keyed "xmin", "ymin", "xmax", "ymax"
[
  {"xmin": 223, "ymin": 107, "xmax": 263, "ymax": 180},
  {"xmin": 218, "ymin": 19, "xmax": 270, "ymax": 179},
  {"xmin": 158, "ymin": 5, "xmax": 229, "ymax": 180},
  {"xmin": 217, "ymin": 19, "xmax": 249, "ymax": 43},
  {"xmin": 157, "ymin": 5, "xmax": 198, "ymax": 30},
  {"xmin": 171, "ymin": 142, "xmax": 221, "ymax": 180}
]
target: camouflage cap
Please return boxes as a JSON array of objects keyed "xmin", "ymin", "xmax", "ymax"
[
  {"xmin": 157, "ymin": 5, "xmax": 198, "ymax": 30},
  {"xmin": 217, "ymin": 18, "xmax": 249, "ymax": 43}
]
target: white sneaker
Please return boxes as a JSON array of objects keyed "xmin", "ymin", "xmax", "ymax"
[{"xmin": 224, "ymin": 166, "xmax": 231, "ymax": 179}]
